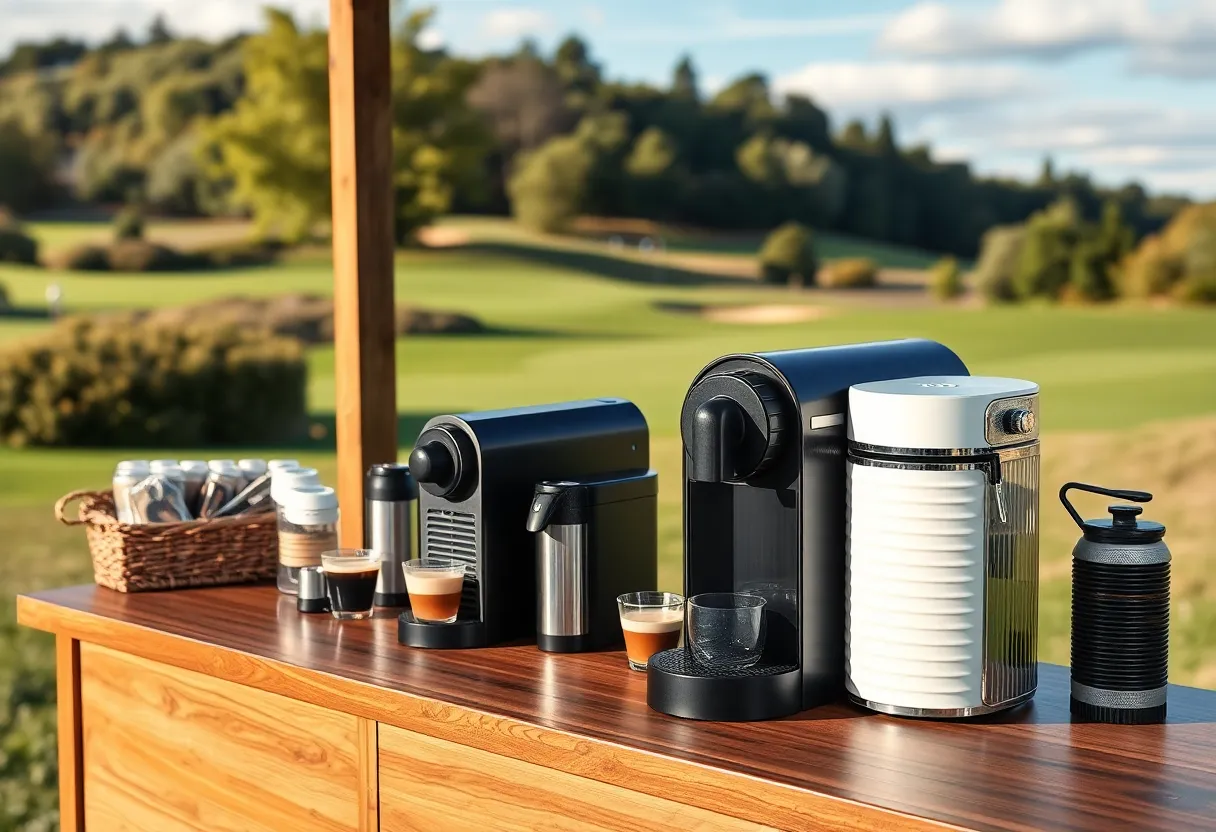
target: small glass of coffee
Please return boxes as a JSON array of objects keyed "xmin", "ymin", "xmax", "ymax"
[
  {"xmin": 616, "ymin": 592, "xmax": 685, "ymax": 671},
  {"xmin": 320, "ymin": 549, "xmax": 381, "ymax": 620},
  {"xmin": 403, "ymin": 558, "xmax": 467, "ymax": 623}
]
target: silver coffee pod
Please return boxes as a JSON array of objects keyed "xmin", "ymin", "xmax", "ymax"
[{"xmin": 297, "ymin": 566, "xmax": 330, "ymax": 614}]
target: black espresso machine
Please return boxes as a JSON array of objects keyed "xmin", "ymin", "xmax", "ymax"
[
  {"xmin": 647, "ymin": 339, "xmax": 968, "ymax": 720},
  {"xmin": 400, "ymin": 399, "xmax": 652, "ymax": 649}
]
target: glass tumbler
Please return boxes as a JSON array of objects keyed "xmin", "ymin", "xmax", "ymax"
[
  {"xmin": 687, "ymin": 592, "xmax": 767, "ymax": 669},
  {"xmin": 616, "ymin": 592, "xmax": 685, "ymax": 671}
]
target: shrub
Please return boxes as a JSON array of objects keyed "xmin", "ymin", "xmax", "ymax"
[
  {"xmin": 1120, "ymin": 202, "xmax": 1216, "ymax": 302},
  {"xmin": 820, "ymin": 257, "xmax": 878, "ymax": 289},
  {"xmin": 1067, "ymin": 239, "xmax": 1116, "ymax": 302},
  {"xmin": 0, "ymin": 227, "xmax": 38, "ymax": 265},
  {"xmin": 0, "ymin": 282, "xmax": 9, "ymax": 310},
  {"xmin": 930, "ymin": 256, "xmax": 964, "ymax": 300},
  {"xmin": 974, "ymin": 225, "xmax": 1025, "ymax": 302},
  {"xmin": 99, "ymin": 294, "xmax": 485, "ymax": 345},
  {"xmin": 1174, "ymin": 272, "xmax": 1216, "ymax": 304},
  {"xmin": 0, "ymin": 208, "xmax": 39, "ymax": 265},
  {"xmin": 106, "ymin": 239, "xmax": 191, "ymax": 271},
  {"xmin": 0, "ymin": 318, "xmax": 308, "ymax": 447},
  {"xmin": 759, "ymin": 221, "xmax": 817, "ymax": 286},
  {"xmin": 51, "ymin": 243, "xmax": 111, "ymax": 271},
  {"xmin": 113, "ymin": 205, "xmax": 145, "ymax": 240},
  {"xmin": 508, "ymin": 134, "xmax": 595, "ymax": 233}
]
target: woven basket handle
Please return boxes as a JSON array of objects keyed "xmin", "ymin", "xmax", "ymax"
[{"xmin": 55, "ymin": 490, "xmax": 98, "ymax": 526}]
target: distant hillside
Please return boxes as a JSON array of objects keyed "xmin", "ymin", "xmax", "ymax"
[{"xmin": 0, "ymin": 18, "xmax": 1190, "ymax": 257}]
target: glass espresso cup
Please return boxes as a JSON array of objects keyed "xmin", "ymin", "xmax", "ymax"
[
  {"xmin": 616, "ymin": 592, "xmax": 684, "ymax": 671},
  {"xmin": 687, "ymin": 592, "xmax": 766, "ymax": 669},
  {"xmin": 320, "ymin": 549, "xmax": 381, "ymax": 620},
  {"xmin": 403, "ymin": 558, "xmax": 467, "ymax": 623}
]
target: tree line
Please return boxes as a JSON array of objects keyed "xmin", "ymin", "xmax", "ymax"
[{"xmin": 0, "ymin": 8, "xmax": 1191, "ymax": 256}]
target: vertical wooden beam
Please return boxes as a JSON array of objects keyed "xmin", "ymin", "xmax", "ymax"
[
  {"xmin": 328, "ymin": 0, "xmax": 398, "ymax": 547},
  {"xmin": 55, "ymin": 637, "xmax": 85, "ymax": 832}
]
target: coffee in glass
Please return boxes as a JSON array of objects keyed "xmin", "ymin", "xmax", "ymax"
[
  {"xmin": 320, "ymin": 549, "xmax": 380, "ymax": 620},
  {"xmin": 617, "ymin": 592, "xmax": 684, "ymax": 671},
  {"xmin": 403, "ymin": 558, "xmax": 467, "ymax": 623}
]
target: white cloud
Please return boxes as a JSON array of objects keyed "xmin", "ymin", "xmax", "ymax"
[
  {"xmin": 622, "ymin": 12, "xmax": 887, "ymax": 44},
  {"xmin": 879, "ymin": 0, "xmax": 1216, "ymax": 78},
  {"xmin": 0, "ymin": 0, "xmax": 328, "ymax": 53},
  {"xmin": 913, "ymin": 102, "xmax": 1216, "ymax": 196},
  {"xmin": 478, "ymin": 7, "xmax": 555, "ymax": 42},
  {"xmin": 773, "ymin": 61, "xmax": 1036, "ymax": 113},
  {"xmin": 417, "ymin": 27, "xmax": 446, "ymax": 51}
]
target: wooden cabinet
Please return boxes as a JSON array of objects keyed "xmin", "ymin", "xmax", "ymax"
[
  {"xmin": 377, "ymin": 723, "xmax": 773, "ymax": 832},
  {"xmin": 79, "ymin": 644, "xmax": 373, "ymax": 832}
]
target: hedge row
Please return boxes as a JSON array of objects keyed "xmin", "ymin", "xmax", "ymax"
[{"xmin": 0, "ymin": 318, "xmax": 307, "ymax": 447}]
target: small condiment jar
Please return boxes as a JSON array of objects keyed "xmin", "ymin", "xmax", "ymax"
[{"xmin": 276, "ymin": 481, "xmax": 337, "ymax": 595}]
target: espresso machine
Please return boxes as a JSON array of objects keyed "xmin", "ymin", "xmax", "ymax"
[
  {"xmin": 400, "ymin": 399, "xmax": 650, "ymax": 649},
  {"xmin": 647, "ymin": 339, "xmax": 967, "ymax": 721}
]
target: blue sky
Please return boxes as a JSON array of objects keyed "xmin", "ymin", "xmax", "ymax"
[{"xmin": 5, "ymin": 0, "xmax": 1216, "ymax": 196}]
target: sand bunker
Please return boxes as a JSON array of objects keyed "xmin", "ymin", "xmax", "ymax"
[{"xmin": 659, "ymin": 302, "xmax": 826, "ymax": 324}]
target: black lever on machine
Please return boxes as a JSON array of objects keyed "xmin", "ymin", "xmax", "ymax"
[{"xmin": 689, "ymin": 397, "xmax": 744, "ymax": 482}]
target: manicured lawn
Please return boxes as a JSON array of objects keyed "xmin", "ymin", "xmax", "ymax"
[{"xmin": 2, "ymin": 237, "xmax": 1215, "ymax": 685}]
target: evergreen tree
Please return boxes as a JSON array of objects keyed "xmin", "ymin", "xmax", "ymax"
[
  {"xmin": 1037, "ymin": 156, "xmax": 1056, "ymax": 187},
  {"xmin": 147, "ymin": 14, "xmax": 173, "ymax": 44},
  {"xmin": 554, "ymin": 35, "xmax": 600, "ymax": 96},
  {"xmin": 875, "ymin": 113, "xmax": 897, "ymax": 156},
  {"xmin": 840, "ymin": 119, "xmax": 868, "ymax": 149},
  {"xmin": 671, "ymin": 55, "xmax": 698, "ymax": 101}
]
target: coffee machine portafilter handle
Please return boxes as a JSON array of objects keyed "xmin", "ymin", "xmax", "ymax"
[{"xmin": 689, "ymin": 397, "xmax": 745, "ymax": 482}]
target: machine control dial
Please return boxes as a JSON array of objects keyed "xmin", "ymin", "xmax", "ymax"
[
  {"xmin": 409, "ymin": 426, "xmax": 478, "ymax": 499},
  {"xmin": 681, "ymin": 371, "xmax": 786, "ymax": 483},
  {"xmin": 1003, "ymin": 408, "xmax": 1036, "ymax": 435}
]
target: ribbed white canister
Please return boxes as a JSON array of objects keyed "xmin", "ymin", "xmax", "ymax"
[{"xmin": 845, "ymin": 375, "xmax": 1040, "ymax": 717}]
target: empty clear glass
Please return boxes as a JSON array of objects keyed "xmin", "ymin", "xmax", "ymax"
[{"xmin": 687, "ymin": 592, "xmax": 767, "ymax": 669}]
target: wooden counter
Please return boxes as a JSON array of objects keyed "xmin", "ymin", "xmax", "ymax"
[{"xmin": 18, "ymin": 584, "xmax": 1216, "ymax": 832}]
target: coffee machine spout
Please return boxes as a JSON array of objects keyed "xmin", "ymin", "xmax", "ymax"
[{"xmin": 689, "ymin": 397, "xmax": 744, "ymax": 482}]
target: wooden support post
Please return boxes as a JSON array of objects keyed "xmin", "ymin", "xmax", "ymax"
[
  {"xmin": 55, "ymin": 637, "xmax": 85, "ymax": 832},
  {"xmin": 328, "ymin": 0, "xmax": 398, "ymax": 547}
]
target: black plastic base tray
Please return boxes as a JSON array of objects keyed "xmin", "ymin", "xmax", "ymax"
[
  {"xmin": 646, "ymin": 648, "xmax": 802, "ymax": 721},
  {"xmin": 374, "ymin": 592, "xmax": 411, "ymax": 608},
  {"xmin": 398, "ymin": 612, "xmax": 486, "ymax": 649}
]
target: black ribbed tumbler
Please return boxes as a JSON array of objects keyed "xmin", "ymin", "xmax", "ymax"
[{"xmin": 1062, "ymin": 483, "xmax": 1170, "ymax": 725}]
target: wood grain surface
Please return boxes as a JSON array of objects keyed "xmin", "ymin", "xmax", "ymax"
[
  {"xmin": 379, "ymin": 723, "xmax": 775, "ymax": 831},
  {"xmin": 79, "ymin": 643, "xmax": 365, "ymax": 831},
  {"xmin": 21, "ymin": 585, "xmax": 1216, "ymax": 832},
  {"xmin": 327, "ymin": 0, "xmax": 398, "ymax": 547},
  {"xmin": 55, "ymin": 637, "xmax": 84, "ymax": 832}
]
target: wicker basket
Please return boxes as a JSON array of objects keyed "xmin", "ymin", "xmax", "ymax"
[{"xmin": 55, "ymin": 489, "xmax": 279, "ymax": 592}]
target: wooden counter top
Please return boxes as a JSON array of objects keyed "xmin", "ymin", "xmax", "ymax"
[{"xmin": 19, "ymin": 584, "xmax": 1216, "ymax": 832}]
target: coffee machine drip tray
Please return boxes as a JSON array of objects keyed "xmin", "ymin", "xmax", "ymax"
[
  {"xmin": 398, "ymin": 613, "xmax": 486, "ymax": 649},
  {"xmin": 646, "ymin": 649, "xmax": 801, "ymax": 721}
]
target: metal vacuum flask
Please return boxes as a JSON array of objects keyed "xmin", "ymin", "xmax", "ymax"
[
  {"xmin": 365, "ymin": 464, "xmax": 418, "ymax": 607},
  {"xmin": 846, "ymin": 376, "xmax": 1040, "ymax": 717}
]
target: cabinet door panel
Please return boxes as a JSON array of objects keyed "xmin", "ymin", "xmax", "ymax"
[
  {"xmin": 81, "ymin": 643, "xmax": 364, "ymax": 832},
  {"xmin": 379, "ymin": 723, "xmax": 775, "ymax": 831}
]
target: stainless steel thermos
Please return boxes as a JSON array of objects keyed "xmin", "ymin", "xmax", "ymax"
[
  {"xmin": 1062, "ymin": 483, "xmax": 1170, "ymax": 724},
  {"xmin": 365, "ymin": 464, "xmax": 418, "ymax": 607}
]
